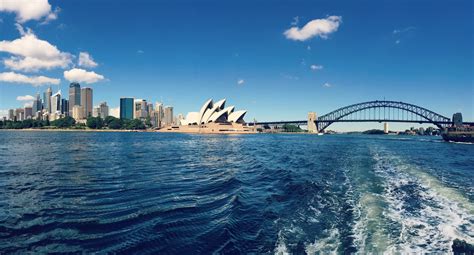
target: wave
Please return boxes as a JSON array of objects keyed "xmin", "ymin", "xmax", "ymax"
[{"xmin": 370, "ymin": 147, "xmax": 474, "ymax": 253}]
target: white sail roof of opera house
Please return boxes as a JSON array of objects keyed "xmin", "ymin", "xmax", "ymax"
[{"xmin": 180, "ymin": 99, "xmax": 247, "ymax": 126}]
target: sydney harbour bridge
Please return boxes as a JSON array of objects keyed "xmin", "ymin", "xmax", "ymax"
[{"xmin": 253, "ymin": 100, "xmax": 473, "ymax": 132}]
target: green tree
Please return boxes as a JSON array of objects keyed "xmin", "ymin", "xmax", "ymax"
[
  {"xmin": 145, "ymin": 116, "xmax": 152, "ymax": 128},
  {"xmin": 86, "ymin": 116, "xmax": 104, "ymax": 129},
  {"xmin": 108, "ymin": 118, "xmax": 122, "ymax": 129},
  {"xmin": 51, "ymin": 116, "xmax": 76, "ymax": 128},
  {"xmin": 104, "ymin": 116, "xmax": 117, "ymax": 126},
  {"xmin": 104, "ymin": 116, "xmax": 123, "ymax": 129},
  {"xmin": 125, "ymin": 119, "xmax": 145, "ymax": 130},
  {"xmin": 282, "ymin": 124, "xmax": 303, "ymax": 132}
]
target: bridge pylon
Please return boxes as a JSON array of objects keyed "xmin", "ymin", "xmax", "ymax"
[{"xmin": 307, "ymin": 112, "xmax": 318, "ymax": 133}]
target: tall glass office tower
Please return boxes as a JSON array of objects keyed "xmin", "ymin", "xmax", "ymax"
[
  {"xmin": 68, "ymin": 83, "xmax": 81, "ymax": 115},
  {"xmin": 43, "ymin": 87, "xmax": 52, "ymax": 113},
  {"xmin": 80, "ymin": 87, "xmax": 93, "ymax": 117},
  {"xmin": 120, "ymin": 98, "xmax": 134, "ymax": 119}
]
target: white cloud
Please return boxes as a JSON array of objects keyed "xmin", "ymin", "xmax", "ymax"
[
  {"xmin": 307, "ymin": 45, "xmax": 311, "ymax": 50},
  {"xmin": 393, "ymin": 26, "xmax": 415, "ymax": 34},
  {"xmin": 78, "ymin": 52, "xmax": 98, "ymax": 68},
  {"xmin": 284, "ymin": 16, "xmax": 342, "ymax": 41},
  {"xmin": 0, "ymin": 27, "xmax": 72, "ymax": 72},
  {"xmin": 137, "ymin": 50, "xmax": 144, "ymax": 54},
  {"xmin": 0, "ymin": 71, "xmax": 60, "ymax": 86},
  {"xmin": 237, "ymin": 79, "xmax": 245, "ymax": 85},
  {"xmin": 64, "ymin": 68, "xmax": 105, "ymax": 84},
  {"xmin": 395, "ymin": 39, "xmax": 400, "ymax": 44},
  {"xmin": 310, "ymin": 64, "xmax": 323, "ymax": 71},
  {"xmin": 16, "ymin": 95, "xmax": 35, "ymax": 101},
  {"xmin": 0, "ymin": 0, "xmax": 57, "ymax": 23},
  {"xmin": 109, "ymin": 107, "xmax": 120, "ymax": 118},
  {"xmin": 322, "ymin": 82, "xmax": 332, "ymax": 88}
]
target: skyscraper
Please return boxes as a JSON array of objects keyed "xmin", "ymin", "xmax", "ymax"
[
  {"xmin": 24, "ymin": 107, "xmax": 33, "ymax": 119},
  {"xmin": 51, "ymin": 90, "xmax": 61, "ymax": 113},
  {"xmin": 43, "ymin": 86, "xmax": 52, "ymax": 113},
  {"xmin": 134, "ymin": 99, "xmax": 148, "ymax": 119},
  {"xmin": 154, "ymin": 102, "xmax": 164, "ymax": 128},
  {"xmin": 61, "ymin": 99, "xmax": 69, "ymax": 116},
  {"xmin": 69, "ymin": 82, "xmax": 81, "ymax": 115},
  {"xmin": 120, "ymin": 98, "xmax": 134, "ymax": 120},
  {"xmin": 8, "ymin": 109, "xmax": 14, "ymax": 121},
  {"xmin": 99, "ymin": 102, "xmax": 109, "ymax": 119},
  {"xmin": 32, "ymin": 93, "xmax": 42, "ymax": 113},
  {"xmin": 80, "ymin": 87, "xmax": 93, "ymax": 117},
  {"xmin": 147, "ymin": 102, "xmax": 154, "ymax": 116},
  {"xmin": 164, "ymin": 106, "xmax": 174, "ymax": 126},
  {"xmin": 15, "ymin": 108, "xmax": 24, "ymax": 121},
  {"xmin": 72, "ymin": 105, "xmax": 85, "ymax": 120}
]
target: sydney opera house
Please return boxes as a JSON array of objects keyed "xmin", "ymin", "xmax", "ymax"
[{"xmin": 160, "ymin": 98, "xmax": 255, "ymax": 133}]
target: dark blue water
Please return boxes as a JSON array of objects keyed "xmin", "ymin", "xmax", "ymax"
[{"xmin": 0, "ymin": 131, "xmax": 473, "ymax": 254}]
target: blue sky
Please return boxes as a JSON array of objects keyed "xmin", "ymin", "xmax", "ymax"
[{"xmin": 0, "ymin": 0, "xmax": 473, "ymax": 130}]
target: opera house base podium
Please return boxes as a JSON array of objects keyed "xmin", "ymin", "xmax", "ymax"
[{"xmin": 158, "ymin": 122, "xmax": 256, "ymax": 134}]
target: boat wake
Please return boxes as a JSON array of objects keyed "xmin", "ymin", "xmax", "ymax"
[{"xmin": 370, "ymin": 147, "xmax": 474, "ymax": 253}]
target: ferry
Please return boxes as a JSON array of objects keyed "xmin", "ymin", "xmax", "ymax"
[{"xmin": 442, "ymin": 126, "xmax": 474, "ymax": 143}]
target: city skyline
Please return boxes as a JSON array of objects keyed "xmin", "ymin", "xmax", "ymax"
[{"xmin": 0, "ymin": 0, "xmax": 473, "ymax": 131}]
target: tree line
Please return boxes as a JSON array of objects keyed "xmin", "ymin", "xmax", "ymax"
[{"xmin": 0, "ymin": 116, "xmax": 148, "ymax": 130}]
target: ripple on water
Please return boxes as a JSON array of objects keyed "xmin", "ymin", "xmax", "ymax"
[{"xmin": 0, "ymin": 132, "xmax": 472, "ymax": 254}]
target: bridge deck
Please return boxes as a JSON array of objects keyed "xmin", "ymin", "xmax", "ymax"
[{"xmin": 251, "ymin": 120, "xmax": 474, "ymax": 126}]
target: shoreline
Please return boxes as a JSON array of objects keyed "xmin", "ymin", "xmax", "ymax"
[
  {"xmin": 0, "ymin": 128, "xmax": 152, "ymax": 132},
  {"xmin": 0, "ymin": 128, "xmax": 303, "ymax": 135}
]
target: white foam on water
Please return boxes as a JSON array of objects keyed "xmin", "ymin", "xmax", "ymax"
[
  {"xmin": 304, "ymin": 227, "xmax": 340, "ymax": 255},
  {"xmin": 351, "ymin": 192, "xmax": 392, "ymax": 254},
  {"xmin": 274, "ymin": 230, "xmax": 290, "ymax": 255},
  {"xmin": 341, "ymin": 152, "xmax": 393, "ymax": 254},
  {"xmin": 370, "ymin": 148, "xmax": 474, "ymax": 253}
]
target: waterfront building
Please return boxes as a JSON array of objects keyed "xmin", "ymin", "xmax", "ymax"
[
  {"xmin": 134, "ymin": 99, "xmax": 148, "ymax": 120},
  {"xmin": 43, "ymin": 86, "xmax": 52, "ymax": 113},
  {"xmin": 384, "ymin": 122, "xmax": 389, "ymax": 134},
  {"xmin": 32, "ymin": 93, "xmax": 42, "ymax": 113},
  {"xmin": 34, "ymin": 111, "xmax": 42, "ymax": 120},
  {"xmin": 51, "ymin": 90, "xmax": 62, "ymax": 114},
  {"xmin": 177, "ymin": 113, "xmax": 184, "ymax": 125},
  {"xmin": 161, "ymin": 99, "xmax": 253, "ymax": 133},
  {"xmin": 180, "ymin": 99, "xmax": 246, "ymax": 126},
  {"xmin": 24, "ymin": 107, "xmax": 33, "ymax": 119},
  {"xmin": 120, "ymin": 97, "xmax": 134, "ymax": 120},
  {"xmin": 164, "ymin": 106, "xmax": 174, "ymax": 126},
  {"xmin": 8, "ymin": 109, "xmax": 14, "ymax": 121},
  {"xmin": 80, "ymin": 88, "xmax": 93, "ymax": 118},
  {"xmin": 155, "ymin": 102, "xmax": 164, "ymax": 127},
  {"xmin": 15, "ymin": 108, "xmax": 24, "ymax": 121},
  {"xmin": 72, "ymin": 105, "xmax": 85, "ymax": 120},
  {"xmin": 93, "ymin": 107, "xmax": 99, "ymax": 117},
  {"xmin": 61, "ymin": 99, "xmax": 69, "ymax": 116},
  {"xmin": 99, "ymin": 102, "xmax": 109, "ymax": 119},
  {"xmin": 147, "ymin": 103, "xmax": 154, "ymax": 116},
  {"xmin": 41, "ymin": 112, "xmax": 49, "ymax": 121},
  {"xmin": 69, "ymin": 83, "xmax": 81, "ymax": 115},
  {"xmin": 453, "ymin": 113, "xmax": 463, "ymax": 127}
]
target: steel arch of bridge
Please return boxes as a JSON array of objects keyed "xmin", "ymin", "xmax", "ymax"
[{"xmin": 316, "ymin": 100, "xmax": 451, "ymax": 131}]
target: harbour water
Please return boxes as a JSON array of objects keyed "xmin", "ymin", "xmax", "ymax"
[{"xmin": 0, "ymin": 131, "xmax": 473, "ymax": 254}]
